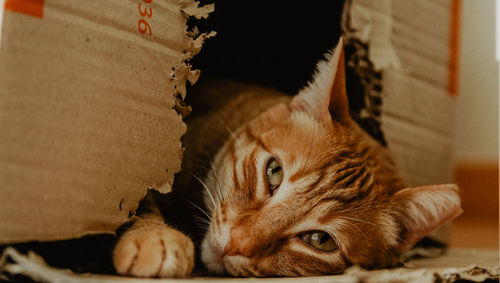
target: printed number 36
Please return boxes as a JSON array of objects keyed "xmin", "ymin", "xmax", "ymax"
[{"xmin": 138, "ymin": 0, "xmax": 153, "ymax": 35}]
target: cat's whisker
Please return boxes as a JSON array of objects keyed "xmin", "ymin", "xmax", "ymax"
[
  {"xmin": 194, "ymin": 214, "xmax": 211, "ymax": 226},
  {"xmin": 195, "ymin": 224, "xmax": 209, "ymax": 232},
  {"xmin": 185, "ymin": 199, "xmax": 212, "ymax": 221},
  {"xmin": 209, "ymin": 159, "xmax": 225, "ymax": 201},
  {"xmin": 335, "ymin": 204, "xmax": 379, "ymax": 214},
  {"xmin": 213, "ymin": 179, "xmax": 224, "ymax": 202},
  {"xmin": 193, "ymin": 219, "xmax": 210, "ymax": 231},
  {"xmin": 194, "ymin": 222, "xmax": 210, "ymax": 229},
  {"xmin": 216, "ymin": 182, "xmax": 224, "ymax": 201},
  {"xmin": 196, "ymin": 162, "xmax": 224, "ymax": 204},
  {"xmin": 338, "ymin": 216, "xmax": 378, "ymax": 227},
  {"xmin": 194, "ymin": 213, "xmax": 211, "ymax": 222},
  {"xmin": 342, "ymin": 220, "xmax": 370, "ymax": 244},
  {"xmin": 205, "ymin": 174, "xmax": 221, "ymax": 203},
  {"xmin": 215, "ymin": 115, "xmax": 239, "ymax": 142},
  {"xmin": 194, "ymin": 225, "xmax": 210, "ymax": 231},
  {"xmin": 189, "ymin": 171, "xmax": 217, "ymax": 208},
  {"xmin": 197, "ymin": 163, "xmax": 223, "ymax": 203},
  {"xmin": 209, "ymin": 178, "xmax": 223, "ymax": 203}
]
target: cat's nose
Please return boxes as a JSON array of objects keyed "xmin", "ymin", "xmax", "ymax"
[
  {"xmin": 223, "ymin": 228, "xmax": 254, "ymax": 257},
  {"xmin": 223, "ymin": 239, "xmax": 240, "ymax": 256}
]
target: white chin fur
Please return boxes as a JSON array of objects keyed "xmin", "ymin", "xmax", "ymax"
[{"xmin": 201, "ymin": 235, "xmax": 226, "ymax": 274}]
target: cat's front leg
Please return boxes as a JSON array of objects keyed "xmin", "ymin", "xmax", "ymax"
[{"xmin": 113, "ymin": 214, "xmax": 195, "ymax": 278}]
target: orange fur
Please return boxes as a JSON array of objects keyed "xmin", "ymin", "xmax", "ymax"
[{"xmin": 113, "ymin": 38, "xmax": 462, "ymax": 278}]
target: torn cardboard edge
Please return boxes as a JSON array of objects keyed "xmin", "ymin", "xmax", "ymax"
[
  {"xmin": 176, "ymin": 0, "xmax": 217, "ymax": 100},
  {"xmin": 108, "ymin": 0, "xmax": 217, "ymax": 227},
  {"xmin": 342, "ymin": 0, "xmax": 401, "ymax": 71},
  {"xmin": 171, "ymin": 30, "xmax": 216, "ymax": 118},
  {"xmin": 0, "ymin": 247, "xmax": 498, "ymax": 283},
  {"xmin": 100, "ymin": 0, "xmax": 216, "ymax": 237},
  {"xmin": 0, "ymin": 0, "xmax": 215, "ymax": 243},
  {"xmin": 122, "ymin": 0, "xmax": 215, "ymax": 212},
  {"xmin": 181, "ymin": 1, "xmax": 214, "ymax": 20},
  {"xmin": 171, "ymin": 2, "xmax": 217, "ymax": 124}
]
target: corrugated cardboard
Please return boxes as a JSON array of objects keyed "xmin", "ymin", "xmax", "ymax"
[
  {"xmin": 345, "ymin": 0, "xmax": 458, "ymax": 189},
  {"xmin": 0, "ymin": 0, "xmax": 213, "ymax": 243},
  {"xmin": 343, "ymin": 0, "xmax": 460, "ymax": 244},
  {"xmin": 384, "ymin": 0, "xmax": 458, "ymax": 187}
]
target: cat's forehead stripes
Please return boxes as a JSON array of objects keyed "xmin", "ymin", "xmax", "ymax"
[
  {"xmin": 234, "ymin": 107, "xmax": 382, "ymax": 212},
  {"xmin": 244, "ymin": 125, "xmax": 271, "ymax": 153},
  {"xmin": 231, "ymin": 145, "xmax": 260, "ymax": 203}
]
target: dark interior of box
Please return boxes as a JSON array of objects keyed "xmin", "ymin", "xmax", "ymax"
[
  {"xmin": 190, "ymin": 0, "xmax": 344, "ymax": 94},
  {"xmin": 0, "ymin": 0, "xmax": 394, "ymax": 278},
  {"xmin": 190, "ymin": 0, "xmax": 386, "ymax": 145}
]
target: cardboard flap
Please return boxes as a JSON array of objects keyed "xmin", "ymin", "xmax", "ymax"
[{"xmin": 0, "ymin": 0, "xmax": 213, "ymax": 243}]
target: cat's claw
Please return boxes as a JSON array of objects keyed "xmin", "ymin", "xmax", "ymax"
[{"xmin": 113, "ymin": 226, "xmax": 195, "ymax": 278}]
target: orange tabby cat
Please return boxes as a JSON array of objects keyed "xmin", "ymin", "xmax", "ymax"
[{"xmin": 112, "ymin": 38, "xmax": 462, "ymax": 277}]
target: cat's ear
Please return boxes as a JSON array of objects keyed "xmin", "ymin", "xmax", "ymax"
[
  {"xmin": 290, "ymin": 37, "xmax": 351, "ymax": 124},
  {"xmin": 392, "ymin": 184, "xmax": 462, "ymax": 252}
]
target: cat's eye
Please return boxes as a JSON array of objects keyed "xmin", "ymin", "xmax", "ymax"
[
  {"xmin": 265, "ymin": 157, "xmax": 283, "ymax": 194},
  {"xmin": 299, "ymin": 231, "xmax": 337, "ymax": 252}
]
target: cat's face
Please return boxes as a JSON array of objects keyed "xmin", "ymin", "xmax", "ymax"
[{"xmin": 200, "ymin": 38, "xmax": 462, "ymax": 277}]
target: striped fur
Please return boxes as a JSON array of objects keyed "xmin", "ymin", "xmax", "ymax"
[
  {"xmin": 113, "ymin": 38, "xmax": 462, "ymax": 278},
  {"xmin": 200, "ymin": 102, "xmax": 406, "ymax": 276},
  {"xmin": 198, "ymin": 38, "xmax": 461, "ymax": 276}
]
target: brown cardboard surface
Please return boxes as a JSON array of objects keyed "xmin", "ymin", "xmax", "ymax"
[
  {"xmin": 1, "ymin": 247, "xmax": 498, "ymax": 282},
  {"xmin": 347, "ymin": 0, "xmax": 457, "ymax": 188},
  {"xmin": 0, "ymin": 0, "xmax": 213, "ymax": 243},
  {"xmin": 383, "ymin": 0, "xmax": 457, "ymax": 187},
  {"xmin": 344, "ymin": 0, "xmax": 459, "ymax": 245},
  {"xmin": 381, "ymin": 0, "xmax": 458, "ymax": 243},
  {"xmin": 382, "ymin": 69, "xmax": 455, "ymax": 186}
]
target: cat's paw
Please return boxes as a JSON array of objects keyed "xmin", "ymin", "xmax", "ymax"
[{"xmin": 113, "ymin": 226, "xmax": 195, "ymax": 278}]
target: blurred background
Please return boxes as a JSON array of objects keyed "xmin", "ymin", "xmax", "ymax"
[{"xmin": 451, "ymin": 0, "xmax": 498, "ymax": 250}]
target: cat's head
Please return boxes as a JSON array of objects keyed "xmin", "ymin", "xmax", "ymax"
[{"xmin": 200, "ymin": 38, "xmax": 462, "ymax": 277}]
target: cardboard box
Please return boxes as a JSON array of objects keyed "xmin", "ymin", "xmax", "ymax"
[
  {"xmin": 344, "ymin": 0, "xmax": 459, "ymax": 187},
  {"xmin": 343, "ymin": 0, "xmax": 461, "ymax": 244},
  {"xmin": 0, "ymin": 0, "xmax": 213, "ymax": 243}
]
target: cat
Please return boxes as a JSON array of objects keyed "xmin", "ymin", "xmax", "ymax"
[{"xmin": 112, "ymin": 37, "xmax": 462, "ymax": 278}]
